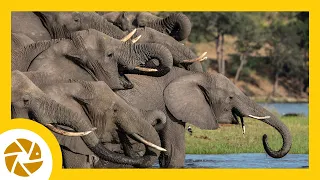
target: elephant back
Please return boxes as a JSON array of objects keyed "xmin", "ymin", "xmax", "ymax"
[{"xmin": 11, "ymin": 12, "xmax": 51, "ymax": 42}]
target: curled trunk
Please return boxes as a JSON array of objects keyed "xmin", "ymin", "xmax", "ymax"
[
  {"xmin": 235, "ymin": 96, "xmax": 292, "ymax": 158},
  {"xmin": 123, "ymin": 43, "xmax": 173, "ymax": 76},
  {"xmin": 147, "ymin": 13, "xmax": 191, "ymax": 41}
]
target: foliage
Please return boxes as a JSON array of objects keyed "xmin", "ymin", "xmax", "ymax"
[{"xmin": 183, "ymin": 12, "xmax": 308, "ymax": 96}]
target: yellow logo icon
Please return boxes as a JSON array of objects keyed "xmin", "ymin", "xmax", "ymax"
[{"xmin": 4, "ymin": 138, "xmax": 43, "ymax": 177}]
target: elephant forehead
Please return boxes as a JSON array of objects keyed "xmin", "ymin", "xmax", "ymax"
[{"xmin": 56, "ymin": 12, "xmax": 74, "ymax": 24}]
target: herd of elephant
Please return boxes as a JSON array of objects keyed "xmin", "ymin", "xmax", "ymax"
[{"xmin": 11, "ymin": 12, "xmax": 292, "ymax": 168}]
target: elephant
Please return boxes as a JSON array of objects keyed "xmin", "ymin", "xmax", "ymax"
[
  {"xmin": 11, "ymin": 70, "xmax": 167, "ymax": 168},
  {"xmin": 101, "ymin": 12, "xmax": 192, "ymax": 41},
  {"xmin": 117, "ymin": 67, "xmax": 292, "ymax": 167},
  {"xmin": 32, "ymin": 12, "xmax": 203, "ymax": 72},
  {"xmin": 27, "ymin": 66, "xmax": 291, "ymax": 168},
  {"xmin": 12, "ymin": 12, "xmax": 52, "ymax": 41},
  {"xmin": 18, "ymin": 29, "xmax": 173, "ymax": 90}
]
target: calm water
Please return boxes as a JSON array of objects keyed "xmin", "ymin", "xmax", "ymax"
[
  {"xmin": 258, "ymin": 103, "xmax": 309, "ymax": 116},
  {"xmin": 153, "ymin": 154, "xmax": 308, "ymax": 168},
  {"xmin": 183, "ymin": 153, "xmax": 308, "ymax": 168}
]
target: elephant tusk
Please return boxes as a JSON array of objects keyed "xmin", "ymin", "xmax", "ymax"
[
  {"xmin": 240, "ymin": 116, "xmax": 245, "ymax": 135},
  {"xmin": 134, "ymin": 66, "xmax": 158, "ymax": 72},
  {"xmin": 45, "ymin": 124, "xmax": 97, "ymax": 137},
  {"xmin": 182, "ymin": 52, "xmax": 208, "ymax": 63},
  {"xmin": 131, "ymin": 133, "xmax": 167, "ymax": 152},
  {"xmin": 248, "ymin": 115, "xmax": 271, "ymax": 120},
  {"xmin": 131, "ymin": 35, "xmax": 141, "ymax": 44},
  {"xmin": 120, "ymin": 28, "xmax": 137, "ymax": 42}
]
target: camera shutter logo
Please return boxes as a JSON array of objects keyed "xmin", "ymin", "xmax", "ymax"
[{"xmin": 4, "ymin": 138, "xmax": 43, "ymax": 177}]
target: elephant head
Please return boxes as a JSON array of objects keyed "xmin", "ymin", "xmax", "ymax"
[
  {"xmin": 34, "ymin": 12, "xmax": 127, "ymax": 40},
  {"xmin": 164, "ymin": 73, "xmax": 292, "ymax": 158},
  {"xmin": 102, "ymin": 12, "xmax": 192, "ymax": 41},
  {"xmin": 22, "ymin": 29, "xmax": 173, "ymax": 90},
  {"xmin": 12, "ymin": 70, "xmax": 166, "ymax": 167},
  {"xmin": 33, "ymin": 12, "xmax": 202, "ymax": 72},
  {"xmin": 68, "ymin": 29, "xmax": 172, "ymax": 89}
]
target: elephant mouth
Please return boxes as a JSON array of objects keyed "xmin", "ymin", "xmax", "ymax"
[
  {"xmin": 232, "ymin": 108, "xmax": 246, "ymax": 134},
  {"xmin": 231, "ymin": 108, "xmax": 271, "ymax": 135}
]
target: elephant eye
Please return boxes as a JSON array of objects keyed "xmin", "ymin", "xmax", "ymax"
[
  {"xmin": 106, "ymin": 52, "xmax": 113, "ymax": 58},
  {"xmin": 23, "ymin": 99, "xmax": 29, "ymax": 104}
]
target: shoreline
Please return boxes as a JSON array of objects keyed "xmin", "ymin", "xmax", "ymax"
[{"xmin": 251, "ymin": 96, "xmax": 309, "ymax": 103}]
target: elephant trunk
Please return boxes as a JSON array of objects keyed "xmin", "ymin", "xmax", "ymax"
[
  {"xmin": 148, "ymin": 13, "xmax": 192, "ymax": 41},
  {"xmin": 115, "ymin": 105, "xmax": 165, "ymax": 167},
  {"xmin": 130, "ymin": 43, "xmax": 173, "ymax": 76},
  {"xmin": 235, "ymin": 96, "xmax": 292, "ymax": 158},
  {"xmin": 28, "ymin": 95, "xmax": 156, "ymax": 166},
  {"xmin": 87, "ymin": 13, "xmax": 128, "ymax": 40}
]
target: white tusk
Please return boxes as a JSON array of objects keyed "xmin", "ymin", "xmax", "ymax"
[
  {"xmin": 198, "ymin": 52, "xmax": 208, "ymax": 59},
  {"xmin": 120, "ymin": 28, "xmax": 137, "ymax": 42},
  {"xmin": 182, "ymin": 52, "xmax": 208, "ymax": 63},
  {"xmin": 242, "ymin": 125, "xmax": 245, "ymax": 135},
  {"xmin": 45, "ymin": 124, "xmax": 97, "ymax": 137},
  {"xmin": 248, "ymin": 115, "xmax": 271, "ymax": 120},
  {"xmin": 200, "ymin": 57, "xmax": 208, "ymax": 62},
  {"xmin": 132, "ymin": 133, "xmax": 167, "ymax": 152},
  {"xmin": 131, "ymin": 35, "xmax": 141, "ymax": 43},
  {"xmin": 134, "ymin": 66, "xmax": 158, "ymax": 72}
]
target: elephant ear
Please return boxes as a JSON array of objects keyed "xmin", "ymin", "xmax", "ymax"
[
  {"xmin": 164, "ymin": 74, "xmax": 219, "ymax": 130},
  {"xmin": 65, "ymin": 47, "xmax": 88, "ymax": 66}
]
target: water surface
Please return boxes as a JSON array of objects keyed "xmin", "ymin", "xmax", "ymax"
[
  {"xmin": 183, "ymin": 153, "xmax": 308, "ymax": 168},
  {"xmin": 259, "ymin": 103, "xmax": 309, "ymax": 116}
]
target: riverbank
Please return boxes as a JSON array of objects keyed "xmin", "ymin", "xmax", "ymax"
[
  {"xmin": 252, "ymin": 96, "xmax": 309, "ymax": 103},
  {"xmin": 185, "ymin": 116, "xmax": 308, "ymax": 154}
]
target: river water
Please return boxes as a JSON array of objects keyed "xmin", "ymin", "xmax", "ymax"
[
  {"xmin": 184, "ymin": 153, "xmax": 308, "ymax": 168},
  {"xmin": 153, "ymin": 154, "xmax": 308, "ymax": 168},
  {"xmin": 258, "ymin": 103, "xmax": 309, "ymax": 116}
]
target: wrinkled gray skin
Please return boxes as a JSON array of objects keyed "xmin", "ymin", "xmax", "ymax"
[
  {"xmin": 117, "ymin": 67, "xmax": 292, "ymax": 167},
  {"xmin": 12, "ymin": 12, "xmax": 51, "ymax": 41},
  {"xmin": 11, "ymin": 33, "xmax": 62, "ymax": 72},
  {"xmin": 39, "ymin": 67, "xmax": 291, "ymax": 167},
  {"xmin": 101, "ymin": 12, "xmax": 192, "ymax": 41},
  {"xmin": 23, "ymin": 29, "xmax": 173, "ymax": 90},
  {"xmin": 34, "ymin": 12, "xmax": 202, "ymax": 72},
  {"xmin": 12, "ymin": 71, "xmax": 166, "ymax": 168},
  {"xmin": 11, "ymin": 33, "xmax": 34, "ymax": 49}
]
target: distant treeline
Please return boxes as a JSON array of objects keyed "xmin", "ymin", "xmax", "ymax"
[{"xmin": 160, "ymin": 12, "xmax": 309, "ymax": 96}]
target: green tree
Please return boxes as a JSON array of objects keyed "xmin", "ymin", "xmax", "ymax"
[
  {"xmin": 186, "ymin": 12, "xmax": 239, "ymax": 75},
  {"xmin": 233, "ymin": 13, "xmax": 263, "ymax": 83},
  {"xmin": 295, "ymin": 12, "xmax": 309, "ymax": 93},
  {"xmin": 264, "ymin": 17, "xmax": 303, "ymax": 96}
]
